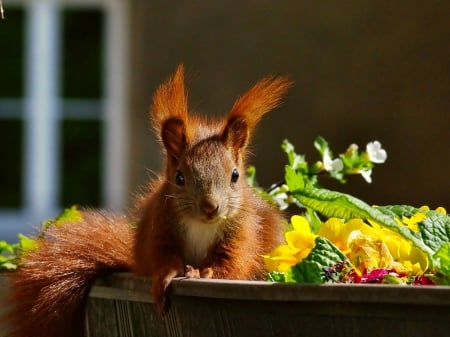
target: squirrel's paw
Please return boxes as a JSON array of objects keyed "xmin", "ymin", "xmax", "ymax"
[
  {"xmin": 184, "ymin": 265, "xmax": 201, "ymax": 278},
  {"xmin": 185, "ymin": 265, "xmax": 213, "ymax": 279},
  {"xmin": 151, "ymin": 268, "xmax": 180, "ymax": 317}
]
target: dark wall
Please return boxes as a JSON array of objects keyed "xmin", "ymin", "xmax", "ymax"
[{"xmin": 128, "ymin": 1, "xmax": 449, "ymax": 209}]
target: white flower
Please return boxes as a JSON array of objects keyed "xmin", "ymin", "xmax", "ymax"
[
  {"xmin": 270, "ymin": 184, "xmax": 290, "ymax": 211},
  {"xmin": 366, "ymin": 141, "xmax": 387, "ymax": 164},
  {"xmin": 360, "ymin": 169, "xmax": 373, "ymax": 183},
  {"xmin": 273, "ymin": 192, "xmax": 290, "ymax": 210},
  {"xmin": 323, "ymin": 149, "xmax": 344, "ymax": 172}
]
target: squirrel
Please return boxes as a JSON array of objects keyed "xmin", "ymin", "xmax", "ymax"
[{"xmin": 2, "ymin": 65, "xmax": 291, "ymax": 337}]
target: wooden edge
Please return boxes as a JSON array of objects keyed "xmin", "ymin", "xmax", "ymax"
[{"xmin": 90, "ymin": 272, "xmax": 450, "ymax": 306}]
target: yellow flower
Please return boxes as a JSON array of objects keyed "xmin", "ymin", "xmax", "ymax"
[
  {"xmin": 287, "ymin": 215, "xmax": 317, "ymax": 255},
  {"xmin": 262, "ymin": 244, "xmax": 300, "ymax": 272},
  {"xmin": 319, "ymin": 217, "xmax": 429, "ymax": 276},
  {"xmin": 401, "ymin": 212, "xmax": 426, "ymax": 233},
  {"xmin": 435, "ymin": 206, "xmax": 447, "ymax": 215},
  {"xmin": 347, "ymin": 234, "xmax": 393, "ymax": 273},
  {"xmin": 263, "ymin": 215, "xmax": 317, "ymax": 273},
  {"xmin": 318, "ymin": 218, "xmax": 379, "ymax": 253},
  {"xmin": 317, "ymin": 218, "xmax": 347, "ymax": 251}
]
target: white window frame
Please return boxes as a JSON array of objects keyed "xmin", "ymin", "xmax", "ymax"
[{"xmin": 0, "ymin": 0, "xmax": 129, "ymax": 241}]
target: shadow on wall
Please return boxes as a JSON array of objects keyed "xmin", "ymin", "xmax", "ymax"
[{"xmin": 128, "ymin": 1, "xmax": 449, "ymax": 209}]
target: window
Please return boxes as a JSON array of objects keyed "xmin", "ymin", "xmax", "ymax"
[
  {"xmin": 0, "ymin": 1, "xmax": 129, "ymax": 242},
  {"xmin": 60, "ymin": 8, "xmax": 104, "ymax": 208},
  {"xmin": 0, "ymin": 7, "xmax": 25, "ymax": 210}
]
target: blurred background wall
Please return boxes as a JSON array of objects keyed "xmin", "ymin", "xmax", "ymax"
[
  {"xmin": 0, "ymin": 0, "xmax": 448, "ymax": 240},
  {"xmin": 129, "ymin": 0, "xmax": 449, "ymax": 208}
]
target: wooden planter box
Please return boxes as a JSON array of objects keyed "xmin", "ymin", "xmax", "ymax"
[{"xmin": 86, "ymin": 273, "xmax": 450, "ymax": 337}]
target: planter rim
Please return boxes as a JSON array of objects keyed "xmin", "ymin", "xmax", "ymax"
[{"xmin": 89, "ymin": 273, "xmax": 450, "ymax": 306}]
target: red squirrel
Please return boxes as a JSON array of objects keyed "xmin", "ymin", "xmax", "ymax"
[{"xmin": 2, "ymin": 65, "xmax": 291, "ymax": 337}]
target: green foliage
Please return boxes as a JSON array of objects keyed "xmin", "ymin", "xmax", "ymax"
[
  {"xmin": 42, "ymin": 205, "xmax": 83, "ymax": 232},
  {"xmin": 0, "ymin": 206, "xmax": 83, "ymax": 272},
  {"xmin": 267, "ymin": 271, "xmax": 286, "ymax": 282},
  {"xmin": 267, "ymin": 137, "xmax": 449, "ymax": 285},
  {"xmin": 433, "ymin": 243, "xmax": 450, "ymax": 277},
  {"xmin": 0, "ymin": 240, "xmax": 18, "ymax": 271},
  {"xmin": 17, "ymin": 233, "xmax": 38, "ymax": 254},
  {"xmin": 285, "ymin": 237, "xmax": 347, "ymax": 283},
  {"xmin": 0, "ymin": 233, "xmax": 38, "ymax": 272},
  {"xmin": 277, "ymin": 138, "xmax": 450, "ymax": 258},
  {"xmin": 290, "ymin": 187, "xmax": 433, "ymax": 256},
  {"xmin": 280, "ymin": 138, "xmax": 384, "ymax": 186},
  {"xmin": 378, "ymin": 205, "xmax": 450, "ymax": 255}
]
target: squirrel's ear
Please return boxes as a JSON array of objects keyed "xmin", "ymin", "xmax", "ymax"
[
  {"xmin": 222, "ymin": 116, "xmax": 249, "ymax": 152},
  {"xmin": 150, "ymin": 64, "xmax": 189, "ymax": 139},
  {"xmin": 162, "ymin": 118, "xmax": 187, "ymax": 162},
  {"xmin": 227, "ymin": 75, "xmax": 292, "ymax": 139}
]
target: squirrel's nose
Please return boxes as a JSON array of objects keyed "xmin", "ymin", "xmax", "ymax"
[{"xmin": 200, "ymin": 198, "xmax": 219, "ymax": 218}]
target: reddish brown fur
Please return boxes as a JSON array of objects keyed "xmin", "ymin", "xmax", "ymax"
[
  {"xmin": 228, "ymin": 75, "xmax": 293, "ymax": 139},
  {"xmin": 151, "ymin": 64, "xmax": 190, "ymax": 141},
  {"xmin": 3, "ymin": 211, "xmax": 133, "ymax": 337},
  {"xmin": 2, "ymin": 65, "xmax": 291, "ymax": 335},
  {"xmin": 134, "ymin": 65, "xmax": 291, "ymax": 314}
]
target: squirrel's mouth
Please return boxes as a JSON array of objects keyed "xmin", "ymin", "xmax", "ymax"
[
  {"xmin": 197, "ymin": 207, "xmax": 228, "ymax": 224},
  {"xmin": 201, "ymin": 213, "xmax": 227, "ymax": 225}
]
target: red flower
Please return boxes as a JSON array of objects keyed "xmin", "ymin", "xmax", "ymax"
[{"xmin": 413, "ymin": 275, "xmax": 435, "ymax": 285}]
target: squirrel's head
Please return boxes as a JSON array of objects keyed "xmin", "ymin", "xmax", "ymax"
[{"xmin": 150, "ymin": 65, "xmax": 291, "ymax": 224}]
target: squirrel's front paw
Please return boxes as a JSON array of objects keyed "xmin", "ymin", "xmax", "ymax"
[
  {"xmin": 151, "ymin": 268, "xmax": 180, "ymax": 317},
  {"xmin": 184, "ymin": 265, "xmax": 201, "ymax": 278},
  {"xmin": 184, "ymin": 265, "xmax": 213, "ymax": 278}
]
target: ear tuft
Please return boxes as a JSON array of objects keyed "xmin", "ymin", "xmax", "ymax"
[
  {"xmin": 162, "ymin": 118, "xmax": 187, "ymax": 162},
  {"xmin": 222, "ymin": 116, "xmax": 249, "ymax": 151},
  {"xmin": 227, "ymin": 75, "xmax": 292, "ymax": 139},
  {"xmin": 150, "ymin": 65, "xmax": 189, "ymax": 139}
]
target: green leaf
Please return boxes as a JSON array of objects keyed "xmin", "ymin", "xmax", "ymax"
[
  {"xmin": 285, "ymin": 165, "xmax": 305, "ymax": 191},
  {"xmin": 282, "ymin": 140, "xmax": 307, "ymax": 171},
  {"xmin": 56, "ymin": 205, "xmax": 83, "ymax": 223},
  {"xmin": 378, "ymin": 205, "xmax": 450, "ymax": 255},
  {"xmin": 246, "ymin": 165, "xmax": 257, "ymax": 187},
  {"xmin": 434, "ymin": 243, "xmax": 450, "ymax": 276},
  {"xmin": 0, "ymin": 240, "xmax": 19, "ymax": 272},
  {"xmin": 381, "ymin": 274, "xmax": 405, "ymax": 284},
  {"xmin": 42, "ymin": 205, "xmax": 83, "ymax": 231},
  {"xmin": 430, "ymin": 276, "xmax": 450, "ymax": 285},
  {"xmin": 18, "ymin": 233, "xmax": 38, "ymax": 253},
  {"xmin": 418, "ymin": 212, "xmax": 450, "ymax": 253},
  {"xmin": 286, "ymin": 237, "xmax": 347, "ymax": 283},
  {"xmin": 290, "ymin": 187, "xmax": 434, "ymax": 256},
  {"xmin": 0, "ymin": 261, "xmax": 17, "ymax": 271},
  {"xmin": 267, "ymin": 271, "xmax": 286, "ymax": 282},
  {"xmin": 306, "ymin": 208, "xmax": 322, "ymax": 234},
  {"xmin": 314, "ymin": 136, "xmax": 329, "ymax": 156},
  {"xmin": 0, "ymin": 240, "xmax": 15, "ymax": 254}
]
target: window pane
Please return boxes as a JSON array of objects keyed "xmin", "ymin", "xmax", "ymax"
[
  {"xmin": 61, "ymin": 9, "xmax": 104, "ymax": 99},
  {"xmin": 0, "ymin": 7, "xmax": 25, "ymax": 97},
  {"xmin": 61, "ymin": 120, "xmax": 103, "ymax": 207},
  {"xmin": 0, "ymin": 120, "xmax": 23, "ymax": 208}
]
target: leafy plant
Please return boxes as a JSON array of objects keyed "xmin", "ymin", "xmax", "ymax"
[
  {"xmin": 0, "ymin": 234, "xmax": 36, "ymax": 272},
  {"xmin": 0, "ymin": 206, "xmax": 82, "ymax": 272},
  {"xmin": 265, "ymin": 137, "xmax": 450, "ymax": 285}
]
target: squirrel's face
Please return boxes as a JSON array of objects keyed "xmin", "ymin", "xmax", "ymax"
[
  {"xmin": 169, "ymin": 138, "xmax": 244, "ymax": 225},
  {"xmin": 154, "ymin": 66, "xmax": 290, "ymax": 227}
]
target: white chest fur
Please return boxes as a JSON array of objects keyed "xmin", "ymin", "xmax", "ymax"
[{"xmin": 181, "ymin": 218, "xmax": 223, "ymax": 267}]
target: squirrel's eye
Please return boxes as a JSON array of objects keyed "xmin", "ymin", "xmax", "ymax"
[
  {"xmin": 231, "ymin": 168, "xmax": 239, "ymax": 183},
  {"xmin": 175, "ymin": 170, "xmax": 185, "ymax": 186}
]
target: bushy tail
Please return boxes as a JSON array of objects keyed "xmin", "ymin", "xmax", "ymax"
[{"xmin": 2, "ymin": 210, "xmax": 134, "ymax": 337}]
